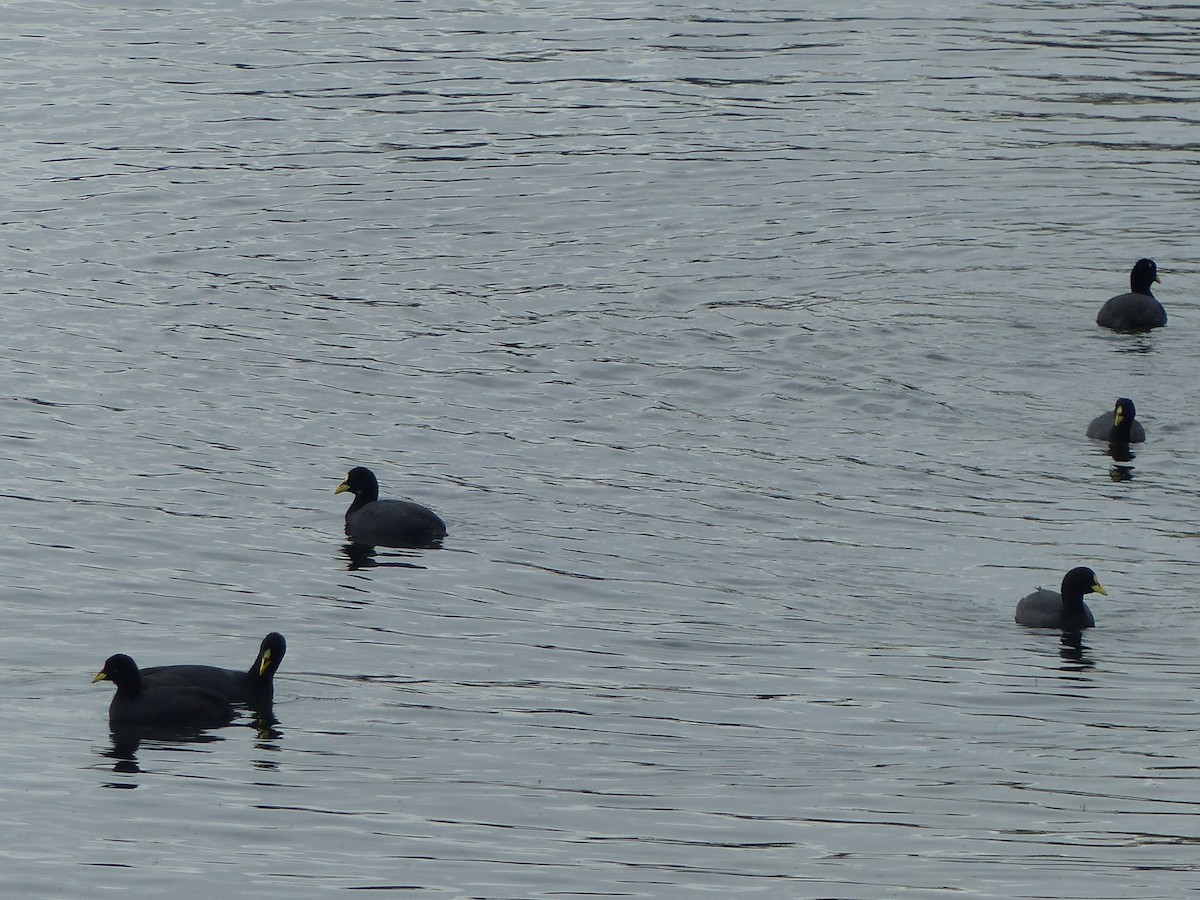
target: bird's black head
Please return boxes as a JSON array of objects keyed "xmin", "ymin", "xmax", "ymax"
[
  {"xmin": 257, "ymin": 632, "xmax": 287, "ymax": 678},
  {"xmin": 92, "ymin": 653, "xmax": 142, "ymax": 691},
  {"xmin": 336, "ymin": 466, "xmax": 380, "ymax": 500},
  {"xmin": 1061, "ymin": 567, "xmax": 1107, "ymax": 600},
  {"xmin": 1130, "ymin": 258, "xmax": 1159, "ymax": 294},
  {"xmin": 1113, "ymin": 397, "xmax": 1136, "ymax": 426}
]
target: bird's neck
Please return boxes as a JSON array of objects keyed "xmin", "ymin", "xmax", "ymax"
[{"xmin": 1061, "ymin": 592, "xmax": 1087, "ymax": 612}]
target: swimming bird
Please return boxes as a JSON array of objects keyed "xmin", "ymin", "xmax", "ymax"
[
  {"xmin": 1086, "ymin": 397, "xmax": 1145, "ymax": 443},
  {"xmin": 140, "ymin": 632, "xmax": 286, "ymax": 704},
  {"xmin": 92, "ymin": 654, "xmax": 235, "ymax": 729},
  {"xmin": 1096, "ymin": 258, "xmax": 1165, "ymax": 331},
  {"xmin": 1015, "ymin": 567, "xmax": 1107, "ymax": 630},
  {"xmin": 336, "ymin": 466, "xmax": 447, "ymax": 547}
]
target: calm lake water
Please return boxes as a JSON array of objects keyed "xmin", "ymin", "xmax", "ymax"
[{"xmin": 3, "ymin": 1, "xmax": 1200, "ymax": 897}]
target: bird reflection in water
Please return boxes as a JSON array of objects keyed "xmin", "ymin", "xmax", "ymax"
[
  {"xmin": 1108, "ymin": 441, "xmax": 1135, "ymax": 463},
  {"xmin": 100, "ymin": 726, "xmax": 230, "ymax": 780},
  {"xmin": 251, "ymin": 705, "xmax": 282, "ymax": 741},
  {"xmin": 341, "ymin": 542, "xmax": 429, "ymax": 572},
  {"xmin": 1107, "ymin": 440, "xmax": 1135, "ymax": 481},
  {"xmin": 1059, "ymin": 631, "xmax": 1095, "ymax": 671},
  {"xmin": 251, "ymin": 706, "xmax": 284, "ymax": 770},
  {"xmin": 98, "ymin": 702, "xmax": 282, "ymax": 780}
]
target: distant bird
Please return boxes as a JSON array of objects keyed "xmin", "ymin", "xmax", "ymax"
[
  {"xmin": 1015, "ymin": 567, "xmax": 1108, "ymax": 630},
  {"xmin": 140, "ymin": 632, "xmax": 286, "ymax": 704},
  {"xmin": 1096, "ymin": 258, "xmax": 1165, "ymax": 331},
  {"xmin": 93, "ymin": 654, "xmax": 235, "ymax": 729},
  {"xmin": 1086, "ymin": 397, "xmax": 1145, "ymax": 444},
  {"xmin": 336, "ymin": 466, "xmax": 447, "ymax": 548}
]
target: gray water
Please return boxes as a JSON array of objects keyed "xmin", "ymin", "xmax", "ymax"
[{"xmin": 3, "ymin": 1, "xmax": 1200, "ymax": 896}]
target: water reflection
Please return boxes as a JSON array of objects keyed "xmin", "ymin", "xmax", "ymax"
[
  {"xmin": 1113, "ymin": 339, "xmax": 1156, "ymax": 355},
  {"xmin": 1106, "ymin": 440, "xmax": 1135, "ymax": 480},
  {"xmin": 1059, "ymin": 631, "xmax": 1095, "ymax": 672},
  {"xmin": 97, "ymin": 704, "xmax": 281, "ymax": 780},
  {"xmin": 100, "ymin": 727, "xmax": 231, "ymax": 781},
  {"xmin": 341, "ymin": 542, "xmax": 429, "ymax": 571},
  {"xmin": 250, "ymin": 706, "xmax": 282, "ymax": 741},
  {"xmin": 251, "ymin": 707, "xmax": 284, "ymax": 770},
  {"xmin": 1107, "ymin": 441, "xmax": 1135, "ymax": 464}
]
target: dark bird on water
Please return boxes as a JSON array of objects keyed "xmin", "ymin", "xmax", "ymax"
[
  {"xmin": 336, "ymin": 466, "xmax": 447, "ymax": 548},
  {"xmin": 140, "ymin": 632, "xmax": 286, "ymax": 704},
  {"xmin": 92, "ymin": 654, "xmax": 235, "ymax": 729},
  {"xmin": 1086, "ymin": 397, "xmax": 1145, "ymax": 444},
  {"xmin": 1015, "ymin": 567, "xmax": 1108, "ymax": 630},
  {"xmin": 1096, "ymin": 258, "xmax": 1165, "ymax": 332}
]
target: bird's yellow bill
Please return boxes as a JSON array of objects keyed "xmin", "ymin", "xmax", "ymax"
[
  {"xmin": 91, "ymin": 671, "xmax": 108, "ymax": 683},
  {"xmin": 259, "ymin": 651, "xmax": 273, "ymax": 676},
  {"xmin": 335, "ymin": 481, "xmax": 350, "ymax": 495},
  {"xmin": 1093, "ymin": 581, "xmax": 1108, "ymax": 596}
]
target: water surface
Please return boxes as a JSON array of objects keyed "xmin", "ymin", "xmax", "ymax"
[{"xmin": 3, "ymin": 1, "xmax": 1200, "ymax": 897}]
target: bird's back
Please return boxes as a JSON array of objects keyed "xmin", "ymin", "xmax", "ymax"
[
  {"xmin": 1015, "ymin": 588, "xmax": 1095, "ymax": 629},
  {"xmin": 1097, "ymin": 292, "xmax": 1166, "ymax": 331}
]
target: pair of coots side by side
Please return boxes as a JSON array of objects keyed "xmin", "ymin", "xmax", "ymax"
[{"xmin": 92, "ymin": 633, "xmax": 285, "ymax": 729}]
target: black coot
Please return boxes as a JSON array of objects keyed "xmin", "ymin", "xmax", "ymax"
[
  {"xmin": 140, "ymin": 632, "xmax": 286, "ymax": 704},
  {"xmin": 1015, "ymin": 567, "xmax": 1108, "ymax": 630},
  {"xmin": 1096, "ymin": 259, "xmax": 1165, "ymax": 331},
  {"xmin": 336, "ymin": 466, "xmax": 446, "ymax": 548},
  {"xmin": 93, "ymin": 654, "xmax": 235, "ymax": 729}
]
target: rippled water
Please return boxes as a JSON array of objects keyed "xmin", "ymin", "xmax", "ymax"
[{"xmin": 3, "ymin": 1, "xmax": 1200, "ymax": 896}]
